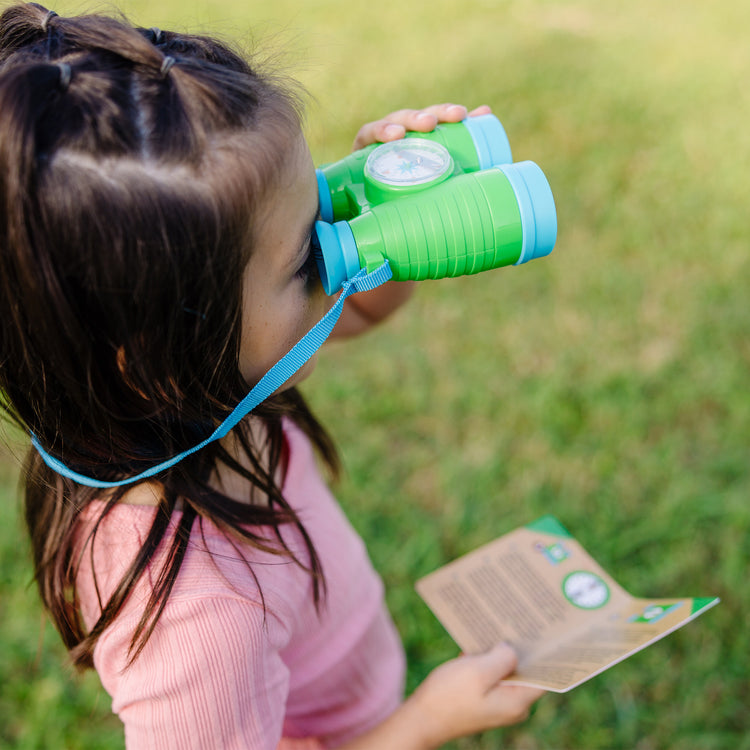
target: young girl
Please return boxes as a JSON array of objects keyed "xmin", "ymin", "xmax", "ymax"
[{"xmin": 0, "ymin": 3, "xmax": 544, "ymax": 748}]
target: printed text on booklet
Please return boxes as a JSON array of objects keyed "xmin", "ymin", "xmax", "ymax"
[{"xmin": 415, "ymin": 516, "xmax": 718, "ymax": 692}]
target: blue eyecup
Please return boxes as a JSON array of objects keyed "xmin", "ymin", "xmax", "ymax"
[
  {"xmin": 316, "ymin": 169, "xmax": 334, "ymax": 223},
  {"xmin": 313, "ymin": 220, "xmax": 361, "ymax": 295},
  {"xmin": 463, "ymin": 114, "xmax": 513, "ymax": 169},
  {"xmin": 496, "ymin": 161, "xmax": 557, "ymax": 264}
]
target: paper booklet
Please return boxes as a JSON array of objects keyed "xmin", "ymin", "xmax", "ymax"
[{"xmin": 415, "ymin": 516, "xmax": 719, "ymax": 693}]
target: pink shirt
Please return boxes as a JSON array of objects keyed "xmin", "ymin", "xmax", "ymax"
[{"xmin": 76, "ymin": 421, "xmax": 406, "ymax": 749}]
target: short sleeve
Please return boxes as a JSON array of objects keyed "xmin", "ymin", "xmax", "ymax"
[{"xmin": 94, "ymin": 595, "xmax": 291, "ymax": 750}]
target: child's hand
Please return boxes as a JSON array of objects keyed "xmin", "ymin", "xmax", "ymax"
[
  {"xmin": 351, "ymin": 103, "xmax": 492, "ymax": 151},
  {"xmin": 340, "ymin": 643, "xmax": 543, "ymax": 749},
  {"xmin": 407, "ymin": 643, "xmax": 545, "ymax": 747},
  {"xmin": 332, "ymin": 103, "xmax": 492, "ymax": 338}
]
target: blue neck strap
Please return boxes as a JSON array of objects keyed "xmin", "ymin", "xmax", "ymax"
[{"xmin": 31, "ymin": 261, "xmax": 393, "ymax": 489}]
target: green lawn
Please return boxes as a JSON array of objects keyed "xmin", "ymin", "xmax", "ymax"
[{"xmin": 1, "ymin": 0, "xmax": 749, "ymax": 747}]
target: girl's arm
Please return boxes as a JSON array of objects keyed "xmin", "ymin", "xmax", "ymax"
[
  {"xmin": 337, "ymin": 643, "xmax": 545, "ymax": 750},
  {"xmin": 330, "ymin": 104, "xmax": 491, "ymax": 339}
]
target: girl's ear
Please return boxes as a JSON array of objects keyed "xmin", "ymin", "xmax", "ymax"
[{"xmin": 116, "ymin": 345, "xmax": 150, "ymax": 400}]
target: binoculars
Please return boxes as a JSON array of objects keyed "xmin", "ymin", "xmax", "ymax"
[{"xmin": 313, "ymin": 114, "xmax": 557, "ymax": 295}]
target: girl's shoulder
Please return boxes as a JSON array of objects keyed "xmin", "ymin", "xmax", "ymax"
[
  {"xmin": 74, "ymin": 417, "xmax": 359, "ymax": 631},
  {"xmin": 73, "ymin": 420, "xmax": 324, "ymax": 605},
  {"xmin": 75, "ymin": 498, "xmax": 311, "ymax": 634}
]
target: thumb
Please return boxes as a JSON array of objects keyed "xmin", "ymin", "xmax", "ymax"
[{"xmin": 470, "ymin": 642, "xmax": 519, "ymax": 687}]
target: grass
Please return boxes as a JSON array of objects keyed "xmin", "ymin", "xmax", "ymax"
[{"xmin": 1, "ymin": 0, "xmax": 749, "ymax": 747}]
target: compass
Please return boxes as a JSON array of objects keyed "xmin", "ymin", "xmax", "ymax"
[
  {"xmin": 562, "ymin": 571, "xmax": 611, "ymax": 609},
  {"xmin": 363, "ymin": 138, "xmax": 454, "ymax": 202}
]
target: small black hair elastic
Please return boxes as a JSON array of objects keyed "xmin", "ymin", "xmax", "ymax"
[
  {"xmin": 160, "ymin": 55, "xmax": 176, "ymax": 78},
  {"xmin": 41, "ymin": 9, "xmax": 58, "ymax": 32}
]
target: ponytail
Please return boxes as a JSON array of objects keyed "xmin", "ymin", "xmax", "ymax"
[{"xmin": 0, "ymin": 2, "xmax": 332, "ymax": 669}]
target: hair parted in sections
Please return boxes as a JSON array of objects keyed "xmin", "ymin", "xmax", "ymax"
[{"xmin": 0, "ymin": 3, "xmax": 338, "ymax": 668}]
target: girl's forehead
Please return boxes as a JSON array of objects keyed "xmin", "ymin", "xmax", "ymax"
[
  {"xmin": 278, "ymin": 131, "xmax": 314, "ymax": 180},
  {"xmin": 250, "ymin": 133, "xmax": 317, "ymax": 240},
  {"xmin": 260, "ymin": 133, "xmax": 315, "ymax": 210}
]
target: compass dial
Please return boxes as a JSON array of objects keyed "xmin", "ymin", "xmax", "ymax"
[{"xmin": 365, "ymin": 138, "xmax": 453, "ymax": 188}]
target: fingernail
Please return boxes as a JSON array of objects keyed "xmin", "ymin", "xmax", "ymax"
[{"xmin": 384, "ymin": 124, "xmax": 403, "ymax": 138}]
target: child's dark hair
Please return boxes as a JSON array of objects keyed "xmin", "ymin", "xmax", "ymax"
[{"xmin": 0, "ymin": 3, "xmax": 338, "ymax": 668}]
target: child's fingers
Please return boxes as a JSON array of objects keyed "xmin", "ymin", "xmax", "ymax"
[
  {"xmin": 351, "ymin": 109, "xmax": 433, "ymax": 150},
  {"xmin": 473, "ymin": 646, "xmax": 545, "ymax": 726},
  {"xmin": 411, "ymin": 644, "xmax": 545, "ymax": 744},
  {"xmin": 468, "ymin": 104, "xmax": 493, "ymax": 117},
  {"xmin": 408, "ymin": 103, "xmax": 492, "ymax": 124},
  {"xmin": 351, "ymin": 118, "xmax": 405, "ymax": 150},
  {"xmin": 470, "ymin": 643, "xmax": 545, "ymax": 702},
  {"xmin": 483, "ymin": 684, "xmax": 546, "ymax": 725},
  {"xmin": 417, "ymin": 103, "xmax": 466, "ymax": 124},
  {"xmin": 351, "ymin": 103, "xmax": 493, "ymax": 150},
  {"xmin": 475, "ymin": 645, "xmax": 545, "ymax": 723},
  {"xmin": 469, "ymin": 642, "xmax": 519, "ymax": 686}
]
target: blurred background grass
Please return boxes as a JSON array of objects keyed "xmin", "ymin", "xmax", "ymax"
[{"xmin": 1, "ymin": 0, "xmax": 748, "ymax": 748}]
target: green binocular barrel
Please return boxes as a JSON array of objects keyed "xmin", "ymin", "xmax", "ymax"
[
  {"xmin": 316, "ymin": 114, "xmax": 512, "ymax": 222},
  {"xmin": 313, "ymin": 160, "xmax": 557, "ymax": 295}
]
